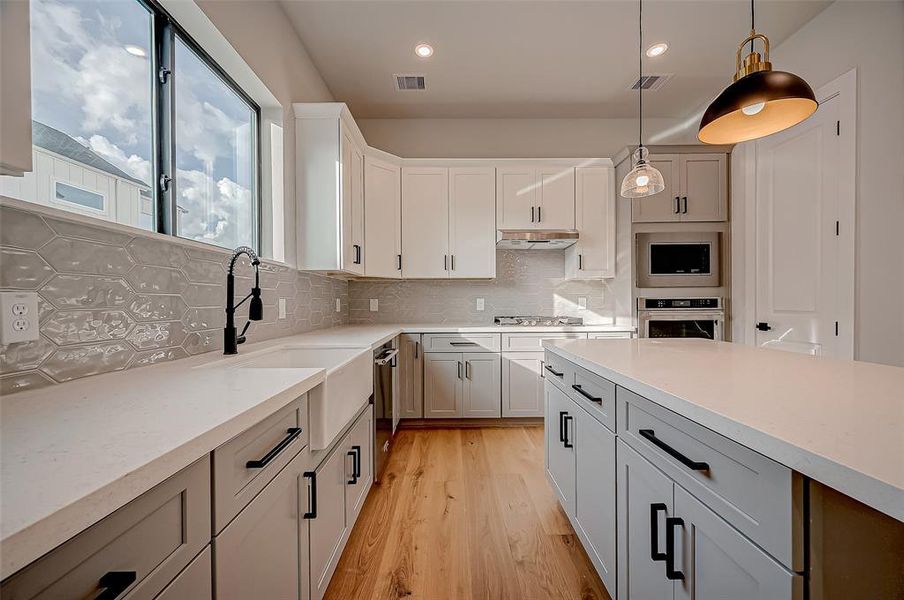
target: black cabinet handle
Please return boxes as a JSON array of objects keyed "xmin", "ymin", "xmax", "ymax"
[
  {"xmin": 352, "ymin": 244, "xmax": 361, "ymax": 265},
  {"xmin": 674, "ymin": 196, "xmax": 680, "ymax": 214},
  {"xmin": 638, "ymin": 429, "xmax": 710, "ymax": 472},
  {"xmin": 571, "ymin": 384, "xmax": 602, "ymax": 403},
  {"xmin": 397, "ymin": 254, "xmax": 402, "ymax": 271},
  {"xmin": 303, "ymin": 471, "xmax": 317, "ymax": 519},
  {"xmin": 578, "ymin": 254, "xmax": 583, "ymax": 270},
  {"xmin": 449, "ymin": 341, "xmax": 478, "ymax": 346},
  {"xmin": 347, "ymin": 449, "xmax": 358, "ymax": 485},
  {"xmin": 681, "ymin": 196, "xmax": 688, "ymax": 214},
  {"xmin": 544, "ymin": 364, "xmax": 564, "ymax": 378},
  {"xmin": 245, "ymin": 428, "xmax": 302, "ymax": 469},
  {"xmin": 665, "ymin": 517, "xmax": 685, "ymax": 580},
  {"xmin": 563, "ymin": 414, "xmax": 573, "ymax": 448},
  {"xmin": 444, "ymin": 255, "xmax": 448, "ymax": 271},
  {"xmin": 650, "ymin": 503, "xmax": 668, "ymax": 562},
  {"xmin": 558, "ymin": 411, "xmax": 567, "ymax": 443},
  {"xmin": 756, "ymin": 321, "xmax": 772, "ymax": 331},
  {"xmin": 465, "ymin": 360, "xmax": 471, "ymax": 380},
  {"xmin": 353, "ymin": 445, "xmax": 361, "ymax": 479},
  {"xmin": 451, "ymin": 255, "xmax": 455, "ymax": 271},
  {"xmin": 96, "ymin": 571, "xmax": 137, "ymax": 600},
  {"xmin": 458, "ymin": 361, "xmax": 463, "ymax": 379},
  {"xmin": 531, "ymin": 206, "xmax": 535, "ymax": 223},
  {"xmin": 537, "ymin": 206, "xmax": 542, "ymax": 222}
]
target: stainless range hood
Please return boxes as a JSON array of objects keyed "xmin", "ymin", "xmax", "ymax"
[{"xmin": 496, "ymin": 229, "xmax": 579, "ymax": 250}]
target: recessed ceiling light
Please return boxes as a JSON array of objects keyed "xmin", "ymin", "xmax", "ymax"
[
  {"xmin": 124, "ymin": 45, "xmax": 147, "ymax": 58},
  {"xmin": 645, "ymin": 42, "xmax": 668, "ymax": 58},
  {"xmin": 415, "ymin": 43, "xmax": 434, "ymax": 58}
]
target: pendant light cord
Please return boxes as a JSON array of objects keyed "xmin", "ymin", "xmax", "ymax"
[
  {"xmin": 750, "ymin": 0, "xmax": 755, "ymax": 52},
  {"xmin": 638, "ymin": 0, "xmax": 643, "ymax": 150}
]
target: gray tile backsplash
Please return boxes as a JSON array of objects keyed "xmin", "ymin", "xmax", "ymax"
[
  {"xmin": 0, "ymin": 203, "xmax": 349, "ymax": 394},
  {"xmin": 349, "ymin": 250, "xmax": 619, "ymax": 325}
]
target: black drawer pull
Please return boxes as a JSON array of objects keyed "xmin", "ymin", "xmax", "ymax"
[
  {"xmin": 353, "ymin": 445, "xmax": 362, "ymax": 478},
  {"xmin": 650, "ymin": 503, "xmax": 667, "ymax": 562},
  {"xmin": 638, "ymin": 429, "xmax": 710, "ymax": 472},
  {"xmin": 665, "ymin": 517, "xmax": 685, "ymax": 580},
  {"xmin": 97, "ymin": 571, "xmax": 137, "ymax": 600},
  {"xmin": 347, "ymin": 449, "xmax": 358, "ymax": 485},
  {"xmin": 303, "ymin": 471, "xmax": 317, "ymax": 519},
  {"xmin": 563, "ymin": 414, "xmax": 574, "ymax": 448},
  {"xmin": 558, "ymin": 411, "xmax": 566, "ymax": 443},
  {"xmin": 449, "ymin": 341, "xmax": 479, "ymax": 346},
  {"xmin": 246, "ymin": 427, "xmax": 302, "ymax": 469},
  {"xmin": 544, "ymin": 364, "xmax": 564, "ymax": 378},
  {"xmin": 571, "ymin": 384, "xmax": 602, "ymax": 403}
]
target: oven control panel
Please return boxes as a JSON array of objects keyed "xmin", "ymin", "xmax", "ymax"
[{"xmin": 641, "ymin": 297, "xmax": 721, "ymax": 310}]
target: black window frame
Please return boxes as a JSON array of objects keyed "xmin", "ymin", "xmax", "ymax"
[{"xmin": 144, "ymin": 0, "xmax": 261, "ymax": 250}]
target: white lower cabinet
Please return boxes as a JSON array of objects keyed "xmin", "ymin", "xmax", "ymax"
[
  {"xmin": 501, "ymin": 352, "xmax": 545, "ymax": 417},
  {"xmin": 398, "ymin": 333, "xmax": 423, "ymax": 418},
  {"xmin": 544, "ymin": 384, "xmax": 576, "ymax": 516},
  {"xmin": 424, "ymin": 351, "xmax": 501, "ymax": 418},
  {"xmin": 344, "ymin": 408, "xmax": 373, "ymax": 526},
  {"xmin": 308, "ymin": 440, "xmax": 348, "ymax": 600}
]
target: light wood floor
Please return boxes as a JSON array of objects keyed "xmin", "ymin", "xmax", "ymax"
[{"xmin": 324, "ymin": 427, "xmax": 611, "ymax": 600}]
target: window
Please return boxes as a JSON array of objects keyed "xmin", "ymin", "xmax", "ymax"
[{"xmin": 6, "ymin": 0, "xmax": 260, "ymax": 250}]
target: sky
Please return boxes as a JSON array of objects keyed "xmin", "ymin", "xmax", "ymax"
[{"xmin": 29, "ymin": 0, "xmax": 254, "ymax": 249}]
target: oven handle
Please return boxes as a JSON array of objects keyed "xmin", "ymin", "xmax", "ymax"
[{"xmin": 374, "ymin": 348, "xmax": 399, "ymax": 366}]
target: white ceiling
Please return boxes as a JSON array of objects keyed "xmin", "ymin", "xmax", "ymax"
[{"xmin": 279, "ymin": 0, "xmax": 832, "ymax": 120}]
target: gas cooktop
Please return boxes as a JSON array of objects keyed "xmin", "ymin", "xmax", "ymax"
[{"xmin": 493, "ymin": 316, "xmax": 584, "ymax": 327}]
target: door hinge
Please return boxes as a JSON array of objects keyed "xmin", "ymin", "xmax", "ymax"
[
  {"xmin": 836, "ymin": 120, "xmax": 840, "ymax": 136},
  {"xmin": 158, "ymin": 66, "xmax": 172, "ymax": 84},
  {"xmin": 835, "ymin": 321, "xmax": 839, "ymax": 336},
  {"xmin": 835, "ymin": 220, "xmax": 840, "ymax": 236}
]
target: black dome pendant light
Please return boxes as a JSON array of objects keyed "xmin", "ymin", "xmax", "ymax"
[{"xmin": 698, "ymin": 0, "xmax": 817, "ymax": 145}]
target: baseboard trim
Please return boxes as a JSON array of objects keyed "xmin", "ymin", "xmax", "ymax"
[{"xmin": 398, "ymin": 417, "xmax": 543, "ymax": 429}]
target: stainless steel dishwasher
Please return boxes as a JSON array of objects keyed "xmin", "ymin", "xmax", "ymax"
[{"xmin": 372, "ymin": 339, "xmax": 399, "ymax": 482}]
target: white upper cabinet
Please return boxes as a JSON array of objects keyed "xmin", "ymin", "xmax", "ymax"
[
  {"xmin": 632, "ymin": 153, "xmax": 727, "ymax": 223},
  {"xmin": 449, "ymin": 167, "xmax": 496, "ymax": 278},
  {"xmin": 402, "ymin": 166, "xmax": 496, "ymax": 279},
  {"xmin": 567, "ymin": 166, "xmax": 615, "ymax": 279},
  {"xmin": 401, "ymin": 167, "xmax": 450, "ymax": 278},
  {"xmin": 497, "ymin": 165, "xmax": 575, "ymax": 230},
  {"xmin": 294, "ymin": 103, "xmax": 366, "ymax": 274},
  {"xmin": 364, "ymin": 154, "xmax": 402, "ymax": 278}
]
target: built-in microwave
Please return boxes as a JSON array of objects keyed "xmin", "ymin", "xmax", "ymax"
[{"xmin": 635, "ymin": 231, "xmax": 721, "ymax": 288}]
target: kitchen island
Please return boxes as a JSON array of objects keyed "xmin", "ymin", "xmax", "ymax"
[{"xmin": 543, "ymin": 338, "xmax": 903, "ymax": 600}]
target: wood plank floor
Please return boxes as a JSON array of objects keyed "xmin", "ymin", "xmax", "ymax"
[{"xmin": 324, "ymin": 427, "xmax": 611, "ymax": 600}]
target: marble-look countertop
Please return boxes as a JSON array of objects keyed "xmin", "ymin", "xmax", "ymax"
[
  {"xmin": 0, "ymin": 322, "xmax": 631, "ymax": 578},
  {"xmin": 544, "ymin": 338, "xmax": 904, "ymax": 522}
]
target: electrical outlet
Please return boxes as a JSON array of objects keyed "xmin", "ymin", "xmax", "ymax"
[
  {"xmin": 476, "ymin": 298, "xmax": 485, "ymax": 312},
  {"xmin": 278, "ymin": 298, "xmax": 287, "ymax": 319},
  {"xmin": 369, "ymin": 299, "xmax": 379, "ymax": 312},
  {"xmin": 1, "ymin": 292, "xmax": 40, "ymax": 344},
  {"xmin": 335, "ymin": 298, "xmax": 341, "ymax": 313},
  {"xmin": 578, "ymin": 297, "xmax": 588, "ymax": 310}
]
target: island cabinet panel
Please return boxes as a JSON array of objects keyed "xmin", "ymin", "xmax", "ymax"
[
  {"xmin": 152, "ymin": 546, "xmax": 212, "ymax": 600},
  {"xmin": 573, "ymin": 405, "xmax": 617, "ymax": 595},
  {"xmin": 617, "ymin": 386, "xmax": 803, "ymax": 571},
  {"xmin": 0, "ymin": 457, "xmax": 210, "ymax": 600},
  {"xmin": 545, "ymin": 383, "xmax": 576, "ymax": 516}
]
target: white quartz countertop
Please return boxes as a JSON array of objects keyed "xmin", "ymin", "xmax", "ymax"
[
  {"xmin": 544, "ymin": 338, "xmax": 904, "ymax": 522},
  {"xmin": 0, "ymin": 321, "xmax": 630, "ymax": 578}
]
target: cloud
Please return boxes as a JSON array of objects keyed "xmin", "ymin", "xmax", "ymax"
[{"xmin": 81, "ymin": 134, "xmax": 151, "ymax": 184}]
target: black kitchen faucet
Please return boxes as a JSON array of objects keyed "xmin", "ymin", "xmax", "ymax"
[{"xmin": 224, "ymin": 246, "xmax": 263, "ymax": 355}]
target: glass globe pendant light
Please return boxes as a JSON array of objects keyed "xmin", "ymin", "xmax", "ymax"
[
  {"xmin": 698, "ymin": 0, "xmax": 817, "ymax": 144},
  {"xmin": 621, "ymin": 0, "xmax": 665, "ymax": 199}
]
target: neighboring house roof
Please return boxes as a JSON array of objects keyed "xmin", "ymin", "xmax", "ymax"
[{"xmin": 32, "ymin": 120, "xmax": 149, "ymax": 189}]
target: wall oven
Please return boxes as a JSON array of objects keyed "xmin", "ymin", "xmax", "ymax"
[
  {"xmin": 636, "ymin": 232, "xmax": 721, "ymax": 288},
  {"xmin": 637, "ymin": 297, "xmax": 723, "ymax": 341}
]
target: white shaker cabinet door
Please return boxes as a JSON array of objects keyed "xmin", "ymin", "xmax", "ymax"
[
  {"xmin": 364, "ymin": 155, "xmax": 402, "ymax": 278},
  {"xmin": 537, "ymin": 166, "xmax": 575, "ymax": 229},
  {"xmin": 501, "ymin": 352, "xmax": 544, "ymax": 417},
  {"xmin": 673, "ymin": 485, "xmax": 802, "ymax": 600},
  {"xmin": 574, "ymin": 405, "xmax": 617, "ymax": 597},
  {"xmin": 616, "ymin": 439, "xmax": 675, "ymax": 600},
  {"xmin": 344, "ymin": 408, "xmax": 373, "ymax": 527},
  {"xmin": 398, "ymin": 333, "xmax": 423, "ymax": 418},
  {"xmin": 496, "ymin": 166, "xmax": 537, "ymax": 229},
  {"xmin": 545, "ymin": 383, "xmax": 576, "ymax": 517},
  {"xmin": 569, "ymin": 166, "xmax": 615, "ymax": 279},
  {"xmin": 631, "ymin": 154, "xmax": 681, "ymax": 223},
  {"xmin": 424, "ymin": 352, "xmax": 462, "ymax": 418},
  {"xmin": 308, "ymin": 445, "xmax": 349, "ymax": 600},
  {"xmin": 401, "ymin": 167, "xmax": 450, "ymax": 278},
  {"xmin": 679, "ymin": 153, "xmax": 727, "ymax": 222},
  {"xmin": 449, "ymin": 167, "xmax": 496, "ymax": 278},
  {"xmin": 461, "ymin": 352, "xmax": 501, "ymax": 417}
]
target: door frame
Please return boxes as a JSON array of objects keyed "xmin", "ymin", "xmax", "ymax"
[{"xmin": 737, "ymin": 68, "xmax": 857, "ymax": 357}]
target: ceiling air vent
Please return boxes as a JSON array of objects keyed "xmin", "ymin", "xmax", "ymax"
[
  {"xmin": 394, "ymin": 74, "xmax": 426, "ymax": 91},
  {"xmin": 630, "ymin": 74, "xmax": 673, "ymax": 91}
]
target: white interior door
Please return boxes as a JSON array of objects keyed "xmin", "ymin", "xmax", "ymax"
[
  {"xmin": 754, "ymin": 94, "xmax": 850, "ymax": 358},
  {"xmin": 449, "ymin": 167, "xmax": 496, "ymax": 278}
]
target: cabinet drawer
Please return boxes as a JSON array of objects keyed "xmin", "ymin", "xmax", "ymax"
[
  {"xmin": 542, "ymin": 350, "xmax": 574, "ymax": 394},
  {"xmin": 586, "ymin": 332, "xmax": 632, "ymax": 340},
  {"xmin": 213, "ymin": 396, "xmax": 308, "ymax": 533},
  {"xmin": 617, "ymin": 387, "xmax": 804, "ymax": 570},
  {"xmin": 422, "ymin": 333, "xmax": 501, "ymax": 353},
  {"xmin": 1, "ymin": 457, "xmax": 210, "ymax": 600},
  {"xmin": 568, "ymin": 365, "xmax": 616, "ymax": 432},
  {"xmin": 501, "ymin": 332, "xmax": 587, "ymax": 351},
  {"xmin": 145, "ymin": 546, "xmax": 211, "ymax": 600}
]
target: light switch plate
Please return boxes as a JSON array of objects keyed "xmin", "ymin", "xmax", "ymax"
[
  {"xmin": 278, "ymin": 298, "xmax": 287, "ymax": 319},
  {"xmin": 1, "ymin": 292, "xmax": 40, "ymax": 345},
  {"xmin": 369, "ymin": 299, "xmax": 379, "ymax": 312},
  {"xmin": 335, "ymin": 298, "xmax": 341, "ymax": 313},
  {"xmin": 476, "ymin": 298, "xmax": 485, "ymax": 312},
  {"xmin": 578, "ymin": 297, "xmax": 588, "ymax": 310}
]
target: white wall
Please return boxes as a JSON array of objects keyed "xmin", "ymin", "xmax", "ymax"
[
  {"xmin": 357, "ymin": 117, "xmax": 696, "ymax": 159},
  {"xmin": 732, "ymin": 0, "xmax": 904, "ymax": 366},
  {"xmin": 197, "ymin": 0, "xmax": 334, "ymax": 266}
]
